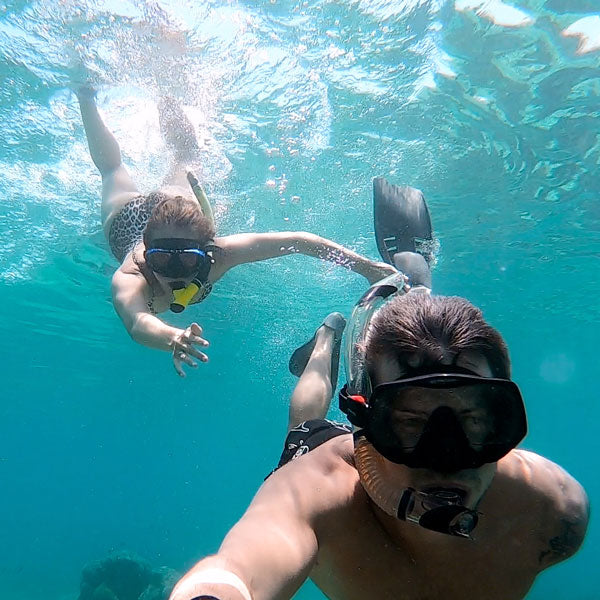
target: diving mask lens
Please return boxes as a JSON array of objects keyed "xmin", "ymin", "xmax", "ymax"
[
  {"xmin": 179, "ymin": 252, "xmax": 201, "ymax": 269},
  {"xmin": 145, "ymin": 250, "xmax": 171, "ymax": 271},
  {"xmin": 367, "ymin": 373, "xmax": 527, "ymax": 470}
]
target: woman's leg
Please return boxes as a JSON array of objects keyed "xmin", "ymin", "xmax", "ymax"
[
  {"xmin": 77, "ymin": 87, "xmax": 141, "ymax": 237},
  {"xmin": 288, "ymin": 313, "xmax": 346, "ymax": 432},
  {"xmin": 157, "ymin": 96, "xmax": 200, "ymax": 194}
]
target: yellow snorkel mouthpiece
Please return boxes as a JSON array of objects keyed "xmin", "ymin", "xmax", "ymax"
[{"xmin": 170, "ymin": 280, "xmax": 201, "ymax": 313}]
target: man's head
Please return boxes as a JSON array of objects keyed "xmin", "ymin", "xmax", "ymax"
[
  {"xmin": 364, "ymin": 293, "xmax": 511, "ymax": 382},
  {"xmin": 341, "ymin": 290, "xmax": 526, "ymax": 535},
  {"xmin": 143, "ymin": 193, "xmax": 216, "ymax": 287}
]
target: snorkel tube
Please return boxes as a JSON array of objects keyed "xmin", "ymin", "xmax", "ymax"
[
  {"xmin": 187, "ymin": 170, "xmax": 215, "ymax": 227},
  {"xmin": 341, "ymin": 273, "xmax": 478, "ymax": 539},
  {"xmin": 169, "ymin": 171, "xmax": 215, "ymax": 313}
]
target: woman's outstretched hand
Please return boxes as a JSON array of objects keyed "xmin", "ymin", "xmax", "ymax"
[{"xmin": 171, "ymin": 322, "xmax": 209, "ymax": 377}]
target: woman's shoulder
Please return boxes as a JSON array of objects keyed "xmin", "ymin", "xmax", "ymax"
[{"xmin": 118, "ymin": 243, "xmax": 147, "ymax": 276}]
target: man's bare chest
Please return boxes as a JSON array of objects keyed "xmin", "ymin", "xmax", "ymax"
[{"xmin": 311, "ymin": 509, "xmax": 537, "ymax": 600}]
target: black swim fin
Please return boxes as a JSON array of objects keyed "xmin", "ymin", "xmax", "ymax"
[{"xmin": 373, "ymin": 177, "xmax": 434, "ymax": 288}]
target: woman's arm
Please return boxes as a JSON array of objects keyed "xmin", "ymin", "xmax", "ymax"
[
  {"xmin": 111, "ymin": 269, "xmax": 209, "ymax": 376},
  {"xmin": 218, "ymin": 231, "xmax": 396, "ymax": 284}
]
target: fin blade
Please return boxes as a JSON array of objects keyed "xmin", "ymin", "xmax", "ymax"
[{"xmin": 373, "ymin": 177, "xmax": 433, "ymax": 264}]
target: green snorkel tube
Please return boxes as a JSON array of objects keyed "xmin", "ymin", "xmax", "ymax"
[{"xmin": 170, "ymin": 171, "xmax": 215, "ymax": 313}]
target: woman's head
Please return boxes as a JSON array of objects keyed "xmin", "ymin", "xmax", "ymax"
[
  {"xmin": 143, "ymin": 192, "xmax": 215, "ymax": 247},
  {"xmin": 142, "ymin": 193, "xmax": 216, "ymax": 284}
]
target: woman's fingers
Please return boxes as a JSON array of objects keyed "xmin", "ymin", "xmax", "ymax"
[
  {"xmin": 182, "ymin": 344, "xmax": 209, "ymax": 362},
  {"xmin": 185, "ymin": 323, "xmax": 208, "ymax": 347},
  {"xmin": 189, "ymin": 322, "xmax": 203, "ymax": 336},
  {"xmin": 178, "ymin": 352, "xmax": 198, "ymax": 368},
  {"xmin": 173, "ymin": 355, "xmax": 186, "ymax": 378},
  {"xmin": 172, "ymin": 324, "xmax": 209, "ymax": 376},
  {"xmin": 173, "ymin": 351, "xmax": 198, "ymax": 377},
  {"xmin": 188, "ymin": 334, "xmax": 209, "ymax": 347}
]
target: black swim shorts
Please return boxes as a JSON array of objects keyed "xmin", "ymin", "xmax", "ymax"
[{"xmin": 271, "ymin": 419, "xmax": 352, "ymax": 475}]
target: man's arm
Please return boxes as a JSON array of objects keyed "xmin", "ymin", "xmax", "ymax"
[
  {"xmin": 218, "ymin": 231, "xmax": 396, "ymax": 284},
  {"xmin": 538, "ymin": 468, "xmax": 589, "ymax": 569},
  {"xmin": 170, "ymin": 467, "xmax": 320, "ymax": 600},
  {"xmin": 516, "ymin": 451, "xmax": 591, "ymax": 570}
]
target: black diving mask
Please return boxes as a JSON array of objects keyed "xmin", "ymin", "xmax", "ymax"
[
  {"xmin": 145, "ymin": 238, "xmax": 211, "ymax": 279},
  {"xmin": 338, "ymin": 272, "xmax": 527, "ymax": 473},
  {"xmin": 341, "ymin": 370, "xmax": 527, "ymax": 472}
]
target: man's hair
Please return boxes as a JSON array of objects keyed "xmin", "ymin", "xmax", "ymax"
[
  {"xmin": 365, "ymin": 293, "xmax": 511, "ymax": 378},
  {"xmin": 143, "ymin": 192, "xmax": 215, "ymax": 245}
]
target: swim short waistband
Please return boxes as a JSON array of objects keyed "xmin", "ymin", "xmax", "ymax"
[{"xmin": 269, "ymin": 419, "xmax": 352, "ymax": 477}]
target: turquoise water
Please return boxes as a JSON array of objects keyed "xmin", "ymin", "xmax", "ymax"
[{"xmin": 1, "ymin": 0, "xmax": 598, "ymax": 598}]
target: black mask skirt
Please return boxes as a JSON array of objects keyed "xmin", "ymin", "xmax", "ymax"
[{"xmin": 341, "ymin": 372, "xmax": 527, "ymax": 473}]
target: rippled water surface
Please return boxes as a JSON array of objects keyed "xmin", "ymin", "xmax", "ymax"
[{"xmin": 1, "ymin": 1, "xmax": 598, "ymax": 598}]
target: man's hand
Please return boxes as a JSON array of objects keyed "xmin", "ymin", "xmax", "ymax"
[{"xmin": 171, "ymin": 323, "xmax": 209, "ymax": 377}]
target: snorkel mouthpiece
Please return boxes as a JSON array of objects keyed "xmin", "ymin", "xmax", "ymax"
[
  {"xmin": 170, "ymin": 280, "xmax": 201, "ymax": 313},
  {"xmin": 355, "ymin": 436, "xmax": 479, "ymax": 540},
  {"xmin": 398, "ymin": 488, "xmax": 478, "ymax": 539}
]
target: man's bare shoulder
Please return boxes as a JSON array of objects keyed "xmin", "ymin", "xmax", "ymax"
[
  {"xmin": 498, "ymin": 449, "xmax": 589, "ymax": 569},
  {"xmin": 257, "ymin": 433, "xmax": 359, "ymax": 518}
]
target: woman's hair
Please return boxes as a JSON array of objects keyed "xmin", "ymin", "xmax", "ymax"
[
  {"xmin": 364, "ymin": 293, "xmax": 511, "ymax": 378},
  {"xmin": 143, "ymin": 192, "xmax": 215, "ymax": 246}
]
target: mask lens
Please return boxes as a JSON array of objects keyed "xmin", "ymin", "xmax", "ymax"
[
  {"xmin": 145, "ymin": 245, "xmax": 206, "ymax": 278},
  {"xmin": 368, "ymin": 375, "xmax": 527, "ymax": 468},
  {"xmin": 146, "ymin": 250, "xmax": 171, "ymax": 272},
  {"xmin": 179, "ymin": 251, "xmax": 201, "ymax": 269},
  {"xmin": 380, "ymin": 385, "xmax": 501, "ymax": 447}
]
